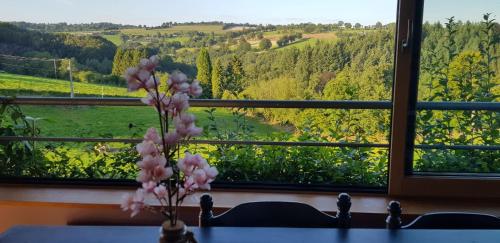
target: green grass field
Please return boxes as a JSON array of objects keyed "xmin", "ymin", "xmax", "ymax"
[
  {"xmin": 102, "ymin": 34, "xmax": 123, "ymax": 46},
  {"xmin": 0, "ymin": 72, "xmax": 145, "ymax": 97},
  {"xmin": 0, "ymin": 72, "xmax": 283, "ymax": 139}
]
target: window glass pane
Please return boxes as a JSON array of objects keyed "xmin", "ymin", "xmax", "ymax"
[
  {"xmin": 414, "ymin": 0, "xmax": 499, "ymax": 173},
  {"xmin": 0, "ymin": 0, "xmax": 396, "ymax": 188}
]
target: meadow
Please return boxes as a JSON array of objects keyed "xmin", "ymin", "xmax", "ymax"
[{"xmin": 0, "ymin": 72, "xmax": 283, "ymax": 140}]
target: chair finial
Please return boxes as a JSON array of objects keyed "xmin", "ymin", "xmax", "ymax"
[
  {"xmin": 199, "ymin": 194, "xmax": 214, "ymax": 227},
  {"xmin": 386, "ymin": 200, "xmax": 402, "ymax": 229},
  {"xmin": 337, "ymin": 193, "xmax": 351, "ymax": 228}
]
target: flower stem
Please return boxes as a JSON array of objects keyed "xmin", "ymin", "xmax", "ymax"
[{"xmin": 151, "ymin": 72, "xmax": 174, "ymax": 225}]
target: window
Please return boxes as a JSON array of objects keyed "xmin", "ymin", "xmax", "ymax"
[
  {"xmin": 389, "ymin": 0, "xmax": 500, "ymax": 198},
  {"xmin": 0, "ymin": 0, "xmax": 498, "ymax": 197}
]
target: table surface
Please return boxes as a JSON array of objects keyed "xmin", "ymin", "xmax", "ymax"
[{"xmin": 1, "ymin": 226, "xmax": 500, "ymax": 243}]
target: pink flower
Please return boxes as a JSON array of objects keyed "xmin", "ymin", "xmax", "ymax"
[
  {"xmin": 153, "ymin": 166, "xmax": 173, "ymax": 181},
  {"xmin": 142, "ymin": 181, "xmax": 157, "ymax": 193},
  {"xmin": 177, "ymin": 153, "xmax": 207, "ymax": 176},
  {"xmin": 198, "ymin": 182, "xmax": 211, "ymax": 190},
  {"xmin": 183, "ymin": 176, "xmax": 199, "ymax": 191},
  {"xmin": 136, "ymin": 170, "xmax": 152, "ymax": 183},
  {"xmin": 171, "ymin": 82, "xmax": 190, "ymax": 94},
  {"xmin": 170, "ymin": 93, "xmax": 190, "ymax": 113},
  {"xmin": 125, "ymin": 67, "xmax": 142, "ymax": 91},
  {"xmin": 154, "ymin": 185, "xmax": 167, "ymax": 198},
  {"xmin": 144, "ymin": 76, "xmax": 159, "ymax": 89},
  {"xmin": 189, "ymin": 80, "xmax": 203, "ymax": 97},
  {"xmin": 141, "ymin": 93, "xmax": 168, "ymax": 111},
  {"xmin": 137, "ymin": 155, "xmax": 166, "ymax": 170},
  {"xmin": 139, "ymin": 55, "xmax": 160, "ymax": 72},
  {"xmin": 174, "ymin": 115, "xmax": 203, "ymax": 137},
  {"xmin": 130, "ymin": 189, "xmax": 145, "ymax": 217},
  {"xmin": 193, "ymin": 169, "xmax": 207, "ymax": 185},
  {"xmin": 120, "ymin": 193, "xmax": 134, "ymax": 211},
  {"xmin": 168, "ymin": 71, "xmax": 188, "ymax": 85},
  {"xmin": 121, "ymin": 189, "xmax": 145, "ymax": 217},
  {"xmin": 144, "ymin": 128, "xmax": 161, "ymax": 144},
  {"xmin": 136, "ymin": 141, "xmax": 158, "ymax": 156},
  {"xmin": 137, "ymin": 68, "xmax": 151, "ymax": 83},
  {"xmin": 163, "ymin": 132, "xmax": 181, "ymax": 146},
  {"xmin": 141, "ymin": 93, "xmax": 155, "ymax": 106},
  {"xmin": 176, "ymin": 123, "xmax": 203, "ymax": 137},
  {"xmin": 204, "ymin": 166, "xmax": 219, "ymax": 180},
  {"xmin": 179, "ymin": 113, "xmax": 196, "ymax": 124},
  {"xmin": 149, "ymin": 55, "xmax": 160, "ymax": 66}
]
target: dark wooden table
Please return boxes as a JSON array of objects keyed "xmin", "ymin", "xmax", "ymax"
[{"xmin": 1, "ymin": 226, "xmax": 499, "ymax": 243}]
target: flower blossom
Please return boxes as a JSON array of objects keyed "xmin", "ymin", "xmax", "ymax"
[
  {"xmin": 136, "ymin": 141, "xmax": 158, "ymax": 157},
  {"xmin": 136, "ymin": 155, "xmax": 172, "ymax": 183},
  {"xmin": 153, "ymin": 165, "xmax": 173, "ymax": 181},
  {"xmin": 189, "ymin": 80, "xmax": 203, "ymax": 97},
  {"xmin": 121, "ymin": 189, "xmax": 145, "ymax": 217},
  {"xmin": 169, "ymin": 93, "xmax": 190, "ymax": 115},
  {"xmin": 144, "ymin": 128, "xmax": 161, "ymax": 144},
  {"xmin": 125, "ymin": 67, "xmax": 142, "ymax": 91},
  {"xmin": 142, "ymin": 181, "xmax": 157, "ymax": 193},
  {"xmin": 137, "ymin": 155, "xmax": 166, "ymax": 171},
  {"xmin": 174, "ymin": 115, "xmax": 203, "ymax": 137},
  {"xmin": 154, "ymin": 184, "xmax": 168, "ymax": 198},
  {"xmin": 144, "ymin": 76, "xmax": 160, "ymax": 90},
  {"xmin": 177, "ymin": 152, "xmax": 217, "ymax": 191},
  {"xmin": 177, "ymin": 152, "xmax": 207, "ymax": 176},
  {"xmin": 168, "ymin": 72, "xmax": 190, "ymax": 94},
  {"xmin": 121, "ymin": 56, "xmax": 216, "ymax": 220},
  {"xmin": 139, "ymin": 55, "xmax": 160, "ymax": 72},
  {"xmin": 163, "ymin": 132, "xmax": 181, "ymax": 146}
]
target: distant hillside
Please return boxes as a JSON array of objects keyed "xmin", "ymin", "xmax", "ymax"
[
  {"xmin": 10, "ymin": 21, "xmax": 137, "ymax": 32},
  {"xmin": 0, "ymin": 22, "xmax": 116, "ymax": 61}
]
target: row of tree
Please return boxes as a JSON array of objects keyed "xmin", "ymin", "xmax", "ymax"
[{"xmin": 0, "ymin": 22, "xmax": 116, "ymax": 76}]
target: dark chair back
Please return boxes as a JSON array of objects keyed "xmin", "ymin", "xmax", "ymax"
[
  {"xmin": 385, "ymin": 201, "xmax": 500, "ymax": 229},
  {"xmin": 403, "ymin": 212, "xmax": 500, "ymax": 229},
  {"xmin": 199, "ymin": 193, "xmax": 351, "ymax": 228}
]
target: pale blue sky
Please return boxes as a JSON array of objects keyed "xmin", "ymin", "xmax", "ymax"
[{"xmin": 0, "ymin": 0, "xmax": 498, "ymax": 25}]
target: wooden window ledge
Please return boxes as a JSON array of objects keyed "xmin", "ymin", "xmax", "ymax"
[{"xmin": 1, "ymin": 185, "xmax": 500, "ymax": 232}]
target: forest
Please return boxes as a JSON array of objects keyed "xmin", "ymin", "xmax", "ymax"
[{"xmin": 0, "ymin": 15, "xmax": 498, "ymax": 187}]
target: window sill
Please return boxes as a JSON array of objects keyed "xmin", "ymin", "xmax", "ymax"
[
  {"xmin": 2, "ymin": 184, "xmax": 500, "ymax": 214},
  {"xmin": 2, "ymin": 185, "xmax": 500, "ymax": 232}
]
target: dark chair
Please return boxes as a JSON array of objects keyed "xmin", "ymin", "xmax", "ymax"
[
  {"xmin": 199, "ymin": 193, "xmax": 352, "ymax": 228},
  {"xmin": 386, "ymin": 201, "xmax": 500, "ymax": 229}
]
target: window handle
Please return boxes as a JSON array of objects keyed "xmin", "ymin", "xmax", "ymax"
[{"xmin": 402, "ymin": 19, "xmax": 413, "ymax": 50}]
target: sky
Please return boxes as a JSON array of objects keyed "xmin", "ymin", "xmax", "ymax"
[{"xmin": 0, "ymin": 0, "xmax": 498, "ymax": 26}]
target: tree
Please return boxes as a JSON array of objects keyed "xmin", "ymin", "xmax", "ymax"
[
  {"xmin": 259, "ymin": 38, "xmax": 272, "ymax": 50},
  {"xmin": 237, "ymin": 38, "xmax": 252, "ymax": 52},
  {"xmin": 354, "ymin": 23, "xmax": 362, "ymax": 29},
  {"xmin": 111, "ymin": 47, "xmax": 147, "ymax": 78},
  {"xmin": 225, "ymin": 55, "xmax": 245, "ymax": 94},
  {"xmin": 111, "ymin": 47, "xmax": 124, "ymax": 76},
  {"xmin": 375, "ymin": 22, "xmax": 383, "ymax": 29},
  {"xmin": 211, "ymin": 59, "xmax": 224, "ymax": 98},
  {"xmin": 196, "ymin": 48, "xmax": 213, "ymax": 97},
  {"xmin": 344, "ymin": 23, "xmax": 352, "ymax": 29}
]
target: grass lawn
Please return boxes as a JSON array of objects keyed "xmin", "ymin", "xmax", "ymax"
[
  {"xmin": 0, "ymin": 72, "xmax": 284, "ymax": 139},
  {"xmin": 102, "ymin": 34, "xmax": 123, "ymax": 46},
  {"xmin": 0, "ymin": 72, "xmax": 145, "ymax": 97},
  {"xmin": 20, "ymin": 106, "xmax": 283, "ymax": 139}
]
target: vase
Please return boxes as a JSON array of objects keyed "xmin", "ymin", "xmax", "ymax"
[{"xmin": 159, "ymin": 220, "xmax": 197, "ymax": 243}]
